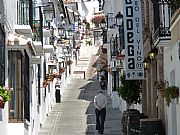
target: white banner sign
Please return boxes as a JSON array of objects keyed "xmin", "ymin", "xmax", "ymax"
[{"xmin": 123, "ymin": 0, "xmax": 144, "ymax": 80}]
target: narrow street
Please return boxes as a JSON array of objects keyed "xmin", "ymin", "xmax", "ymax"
[{"xmin": 38, "ymin": 55, "xmax": 122, "ymax": 135}]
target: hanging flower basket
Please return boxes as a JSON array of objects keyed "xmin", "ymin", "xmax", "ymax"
[
  {"xmin": 67, "ymin": 60, "xmax": 73, "ymax": 65},
  {"xmin": 159, "ymin": 89, "xmax": 165, "ymax": 98},
  {"xmin": 60, "ymin": 67, "xmax": 65, "ymax": 73},
  {"xmin": 91, "ymin": 14, "xmax": 105, "ymax": 26},
  {"xmin": 164, "ymin": 86, "xmax": 179, "ymax": 106},
  {"xmin": 54, "ymin": 72, "xmax": 61, "ymax": 78},
  {"xmin": 43, "ymin": 81, "xmax": 48, "ymax": 88},
  {"xmin": 0, "ymin": 86, "xmax": 12, "ymax": 109},
  {"xmin": 0, "ymin": 99, "xmax": 5, "ymax": 109}
]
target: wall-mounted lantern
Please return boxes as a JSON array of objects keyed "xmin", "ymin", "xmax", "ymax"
[
  {"xmin": 58, "ymin": 25, "xmax": 65, "ymax": 37},
  {"xmin": 149, "ymin": 48, "xmax": 158, "ymax": 61},
  {"xmin": 68, "ymin": 27, "xmax": 73, "ymax": 37},
  {"xmin": 115, "ymin": 12, "xmax": 123, "ymax": 27},
  {"xmin": 100, "ymin": 19, "xmax": 106, "ymax": 30},
  {"xmin": 143, "ymin": 59, "xmax": 149, "ymax": 69}
]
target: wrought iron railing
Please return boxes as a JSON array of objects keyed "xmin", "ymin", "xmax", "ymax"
[
  {"xmin": 152, "ymin": 26, "xmax": 171, "ymax": 43},
  {"xmin": 17, "ymin": 0, "xmax": 30, "ymax": 25}
]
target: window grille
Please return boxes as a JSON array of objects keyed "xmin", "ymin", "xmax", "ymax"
[{"xmin": 17, "ymin": 0, "xmax": 29, "ymax": 25}]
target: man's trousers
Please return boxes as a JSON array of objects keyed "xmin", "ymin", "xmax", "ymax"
[{"xmin": 95, "ymin": 108, "xmax": 106, "ymax": 134}]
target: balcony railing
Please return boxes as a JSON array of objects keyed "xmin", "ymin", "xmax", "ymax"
[
  {"xmin": 17, "ymin": 0, "xmax": 30, "ymax": 25},
  {"xmin": 152, "ymin": 26, "xmax": 171, "ymax": 44}
]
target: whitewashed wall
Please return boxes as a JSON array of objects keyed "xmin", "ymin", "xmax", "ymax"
[{"xmin": 164, "ymin": 41, "xmax": 180, "ymax": 135}]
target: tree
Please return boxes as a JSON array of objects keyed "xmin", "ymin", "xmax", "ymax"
[{"xmin": 118, "ymin": 73, "xmax": 142, "ymax": 108}]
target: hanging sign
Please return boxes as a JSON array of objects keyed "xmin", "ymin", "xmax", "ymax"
[{"xmin": 123, "ymin": 0, "xmax": 144, "ymax": 80}]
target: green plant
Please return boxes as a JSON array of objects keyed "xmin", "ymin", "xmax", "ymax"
[
  {"xmin": 118, "ymin": 73, "xmax": 142, "ymax": 108},
  {"xmin": 86, "ymin": 39, "xmax": 92, "ymax": 46},
  {"xmin": 85, "ymin": 22, "xmax": 90, "ymax": 30},
  {"xmin": 0, "ymin": 86, "xmax": 12, "ymax": 103},
  {"xmin": 164, "ymin": 86, "xmax": 179, "ymax": 106}
]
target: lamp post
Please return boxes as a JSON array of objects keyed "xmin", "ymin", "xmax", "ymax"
[
  {"xmin": 110, "ymin": 34, "xmax": 117, "ymax": 91},
  {"xmin": 149, "ymin": 48, "xmax": 158, "ymax": 61},
  {"xmin": 115, "ymin": 12, "xmax": 124, "ymax": 53},
  {"xmin": 143, "ymin": 58, "xmax": 149, "ymax": 69},
  {"xmin": 100, "ymin": 18, "xmax": 107, "ymax": 43},
  {"xmin": 58, "ymin": 25, "xmax": 65, "ymax": 37}
]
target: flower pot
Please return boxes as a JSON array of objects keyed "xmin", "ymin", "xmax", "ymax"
[
  {"xmin": 159, "ymin": 89, "xmax": 165, "ymax": 98},
  {"xmin": 54, "ymin": 73, "xmax": 60, "ymax": 78},
  {"xmin": 0, "ymin": 100, "xmax": 5, "ymax": 109}
]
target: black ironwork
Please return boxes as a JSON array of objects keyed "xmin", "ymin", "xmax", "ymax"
[
  {"xmin": 23, "ymin": 51, "xmax": 30, "ymax": 122},
  {"xmin": 0, "ymin": 25, "xmax": 5, "ymax": 86},
  {"xmin": 17, "ymin": 0, "xmax": 29, "ymax": 25},
  {"xmin": 152, "ymin": 26, "xmax": 171, "ymax": 42},
  {"xmin": 152, "ymin": 0, "xmax": 171, "ymax": 43}
]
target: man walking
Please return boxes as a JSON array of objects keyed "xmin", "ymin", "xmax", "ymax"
[{"xmin": 94, "ymin": 90, "xmax": 107, "ymax": 134}]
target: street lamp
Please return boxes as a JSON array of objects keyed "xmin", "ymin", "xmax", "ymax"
[
  {"xmin": 58, "ymin": 25, "xmax": 65, "ymax": 37},
  {"xmin": 115, "ymin": 12, "xmax": 123, "ymax": 27},
  {"xmin": 115, "ymin": 12, "xmax": 124, "ymax": 53},
  {"xmin": 149, "ymin": 48, "xmax": 158, "ymax": 61},
  {"xmin": 68, "ymin": 27, "xmax": 73, "ymax": 37},
  {"xmin": 110, "ymin": 34, "xmax": 116, "ymax": 60},
  {"xmin": 100, "ymin": 18, "xmax": 107, "ymax": 43},
  {"xmin": 143, "ymin": 58, "xmax": 149, "ymax": 69},
  {"xmin": 100, "ymin": 19, "xmax": 106, "ymax": 30}
]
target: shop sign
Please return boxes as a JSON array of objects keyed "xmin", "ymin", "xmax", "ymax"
[{"xmin": 123, "ymin": 0, "xmax": 144, "ymax": 80}]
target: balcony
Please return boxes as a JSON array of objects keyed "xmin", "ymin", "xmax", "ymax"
[{"xmin": 152, "ymin": 27, "xmax": 171, "ymax": 47}]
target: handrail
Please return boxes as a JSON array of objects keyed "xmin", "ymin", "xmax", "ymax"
[{"xmin": 152, "ymin": 27, "xmax": 171, "ymax": 43}]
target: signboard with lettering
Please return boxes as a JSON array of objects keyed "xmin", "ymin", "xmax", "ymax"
[{"xmin": 123, "ymin": 0, "xmax": 144, "ymax": 80}]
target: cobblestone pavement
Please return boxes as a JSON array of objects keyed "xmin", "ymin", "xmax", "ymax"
[{"xmin": 38, "ymin": 52, "xmax": 122, "ymax": 135}]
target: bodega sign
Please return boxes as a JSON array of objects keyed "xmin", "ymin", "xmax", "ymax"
[{"xmin": 123, "ymin": 0, "xmax": 144, "ymax": 80}]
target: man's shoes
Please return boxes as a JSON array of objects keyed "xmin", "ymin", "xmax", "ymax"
[{"xmin": 100, "ymin": 133, "xmax": 104, "ymax": 134}]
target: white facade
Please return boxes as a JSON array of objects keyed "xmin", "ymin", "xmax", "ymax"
[{"xmin": 164, "ymin": 41, "xmax": 180, "ymax": 135}]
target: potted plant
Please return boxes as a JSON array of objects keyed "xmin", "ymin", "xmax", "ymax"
[
  {"xmin": 86, "ymin": 39, "xmax": 92, "ymax": 46},
  {"xmin": 155, "ymin": 80, "xmax": 167, "ymax": 97},
  {"xmin": 0, "ymin": 86, "xmax": 12, "ymax": 109},
  {"xmin": 54, "ymin": 72, "xmax": 61, "ymax": 78},
  {"xmin": 118, "ymin": 73, "xmax": 142, "ymax": 134},
  {"xmin": 164, "ymin": 86, "xmax": 179, "ymax": 106},
  {"xmin": 60, "ymin": 67, "xmax": 65, "ymax": 73},
  {"xmin": 118, "ymin": 73, "xmax": 142, "ymax": 108},
  {"xmin": 67, "ymin": 60, "xmax": 73, "ymax": 65}
]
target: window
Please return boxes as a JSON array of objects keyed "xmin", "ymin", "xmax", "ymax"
[
  {"xmin": 8, "ymin": 51, "xmax": 23, "ymax": 122},
  {"xmin": 8, "ymin": 50, "xmax": 30, "ymax": 122},
  {"xmin": 17, "ymin": 0, "xmax": 29, "ymax": 25}
]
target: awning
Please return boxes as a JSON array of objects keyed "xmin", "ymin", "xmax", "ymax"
[{"xmin": 7, "ymin": 33, "xmax": 36, "ymax": 56}]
